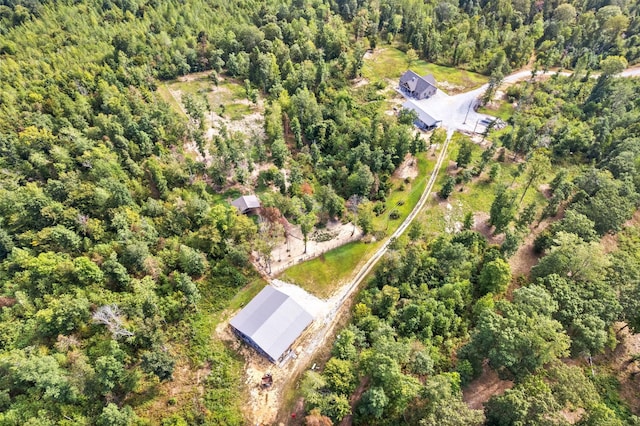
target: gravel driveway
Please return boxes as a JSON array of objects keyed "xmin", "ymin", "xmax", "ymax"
[
  {"xmin": 408, "ymin": 66, "xmax": 640, "ymax": 135},
  {"xmin": 406, "ymin": 84, "xmax": 496, "ymax": 134}
]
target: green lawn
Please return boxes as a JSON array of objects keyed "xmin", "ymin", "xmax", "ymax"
[
  {"xmin": 373, "ymin": 152, "xmax": 433, "ymax": 231},
  {"xmin": 478, "ymin": 101, "xmax": 516, "ymax": 121},
  {"xmin": 279, "ymin": 241, "xmax": 376, "ymax": 298},
  {"xmin": 279, "ymin": 151, "xmax": 433, "ymax": 298},
  {"xmin": 362, "ymin": 46, "xmax": 489, "ymax": 93}
]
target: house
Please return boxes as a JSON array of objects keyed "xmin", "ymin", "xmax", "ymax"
[
  {"xmin": 229, "ymin": 286, "xmax": 313, "ymax": 363},
  {"xmin": 399, "ymin": 70, "xmax": 437, "ymax": 100},
  {"xmin": 231, "ymin": 194, "xmax": 261, "ymax": 214},
  {"xmin": 402, "ymin": 100, "xmax": 442, "ymax": 130}
]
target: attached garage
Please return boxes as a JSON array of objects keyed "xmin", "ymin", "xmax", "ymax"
[{"xmin": 229, "ymin": 286, "xmax": 313, "ymax": 363}]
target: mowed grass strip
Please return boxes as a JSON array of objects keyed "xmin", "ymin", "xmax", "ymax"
[
  {"xmin": 279, "ymin": 241, "xmax": 376, "ymax": 299},
  {"xmin": 157, "ymin": 84, "xmax": 187, "ymax": 117},
  {"xmin": 478, "ymin": 101, "xmax": 516, "ymax": 121},
  {"xmin": 362, "ymin": 46, "xmax": 489, "ymax": 93}
]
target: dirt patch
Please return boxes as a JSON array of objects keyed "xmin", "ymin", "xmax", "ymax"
[
  {"xmin": 595, "ymin": 323, "xmax": 640, "ymax": 415},
  {"xmin": 539, "ymin": 183, "xmax": 552, "ymax": 199},
  {"xmin": 438, "ymin": 80, "xmax": 465, "ymax": 94},
  {"xmin": 263, "ymin": 220, "xmax": 363, "ymax": 277},
  {"xmin": 472, "ymin": 212, "xmax": 504, "ymax": 246},
  {"xmin": 601, "ymin": 233, "xmax": 619, "ymax": 254},
  {"xmin": 216, "ymin": 279, "xmax": 342, "ymax": 425},
  {"xmin": 352, "ymin": 77, "xmax": 370, "ymax": 88},
  {"xmin": 393, "ymin": 153, "xmax": 419, "ymax": 180},
  {"xmin": 446, "ymin": 160, "xmax": 459, "ymax": 174},
  {"xmin": 339, "ymin": 377, "xmax": 369, "ymax": 426},
  {"xmin": 508, "ymin": 234, "xmax": 541, "ymax": 281},
  {"xmin": 600, "ymin": 209, "xmax": 640, "ymax": 254},
  {"xmin": 560, "ymin": 407, "xmax": 586, "ymax": 424},
  {"xmin": 463, "ymin": 361, "xmax": 513, "ymax": 410},
  {"xmin": 208, "ymin": 110, "xmax": 264, "ymax": 140},
  {"xmin": 176, "ymin": 71, "xmax": 211, "ymax": 83}
]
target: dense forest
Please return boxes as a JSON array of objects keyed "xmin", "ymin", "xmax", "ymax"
[{"xmin": 0, "ymin": 0, "xmax": 639, "ymax": 424}]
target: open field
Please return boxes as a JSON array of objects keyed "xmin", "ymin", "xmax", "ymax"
[
  {"xmin": 362, "ymin": 46, "xmax": 489, "ymax": 94},
  {"xmin": 418, "ymin": 133, "xmax": 549, "ymax": 237},
  {"xmin": 158, "ymin": 72, "xmax": 254, "ymax": 120}
]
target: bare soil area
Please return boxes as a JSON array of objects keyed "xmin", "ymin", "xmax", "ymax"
[
  {"xmin": 216, "ymin": 276, "xmax": 353, "ymax": 425},
  {"xmin": 339, "ymin": 377, "xmax": 369, "ymax": 426},
  {"xmin": 264, "ymin": 220, "xmax": 363, "ymax": 277},
  {"xmin": 393, "ymin": 153, "xmax": 419, "ymax": 180},
  {"xmin": 463, "ymin": 361, "xmax": 513, "ymax": 410},
  {"xmin": 164, "ymin": 73, "xmax": 265, "ymax": 168},
  {"xmin": 472, "ymin": 212, "xmax": 504, "ymax": 246},
  {"xmin": 352, "ymin": 77, "xmax": 370, "ymax": 88},
  {"xmin": 596, "ymin": 324, "xmax": 640, "ymax": 415}
]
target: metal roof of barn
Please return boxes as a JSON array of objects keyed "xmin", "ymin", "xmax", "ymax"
[
  {"xmin": 402, "ymin": 100, "xmax": 440, "ymax": 127},
  {"xmin": 230, "ymin": 286, "xmax": 313, "ymax": 362}
]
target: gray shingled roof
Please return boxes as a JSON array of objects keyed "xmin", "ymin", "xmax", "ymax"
[
  {"xmin": 402, "ymin": 100, "xmax": 440, "ymax": 127},
  {"xmin": 230, "ymin": 286, "xmax": 313, "ymax": 362},
  {"xmin": 231, "ymin": 195, "xmax": 261, "ymax": 213},
  {"xmin": 399, "ymin": 70, "xmax": 437, "ymax": 94}
]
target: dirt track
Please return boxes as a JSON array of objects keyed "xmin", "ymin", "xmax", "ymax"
[{"xmin": 231, "ymin": 130, "xmax": 454, "ymax": 425}]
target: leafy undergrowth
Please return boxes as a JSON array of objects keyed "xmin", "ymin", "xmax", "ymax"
[{"xmin": 134, "ymin": 277, "xmax": 266, "ymax": 424}]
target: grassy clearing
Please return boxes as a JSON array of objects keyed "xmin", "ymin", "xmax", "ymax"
[
  {"xmin": 374, "ymin": 151, "xmax": 433, "ymax": 231},
  {"xmin": 478, "ymin": 101, "xmax": 516, "ymax": 121},
  {"xmin": 279, "ymin": 241, "xmax": 376, "ymax": 298},
  {"xmin": 158, "ymin": 72, "xmax": 258, "ymax": 120},
  {"xmin": 418, "ymin": 133, "xmax": 549, "ymax": 237},
  {"xmin": 157, "ymin": 84, "xmax": 186, "ymax": 117},
  {"xmin": 223, "ymin": 102, "xmax": 254, "ymax": 121},
  {"xmin": 280, "ymin": 151, "xmax": 433, "ymax": 298},
  {"xmin": 362, "ymin": 46, "xmax": 489, "ymax": 93}
]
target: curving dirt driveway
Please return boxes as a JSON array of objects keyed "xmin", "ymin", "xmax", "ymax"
[
  {"xmin": 241, "ymin": 64, "xmax": 640, "ymax": 424},
  {"xmin": 241, "ymin": 130, "xmax": 454, "ymax": 425}
]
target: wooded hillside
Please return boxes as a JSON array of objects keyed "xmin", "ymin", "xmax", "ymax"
[{"xmin": 0, "ymin": 0, "xmax": 639, "ymax": 425}]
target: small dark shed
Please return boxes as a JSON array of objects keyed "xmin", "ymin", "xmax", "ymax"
[{"xmin": 231, "ymin": 195, "xmax": 261, "ymax": 214}]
